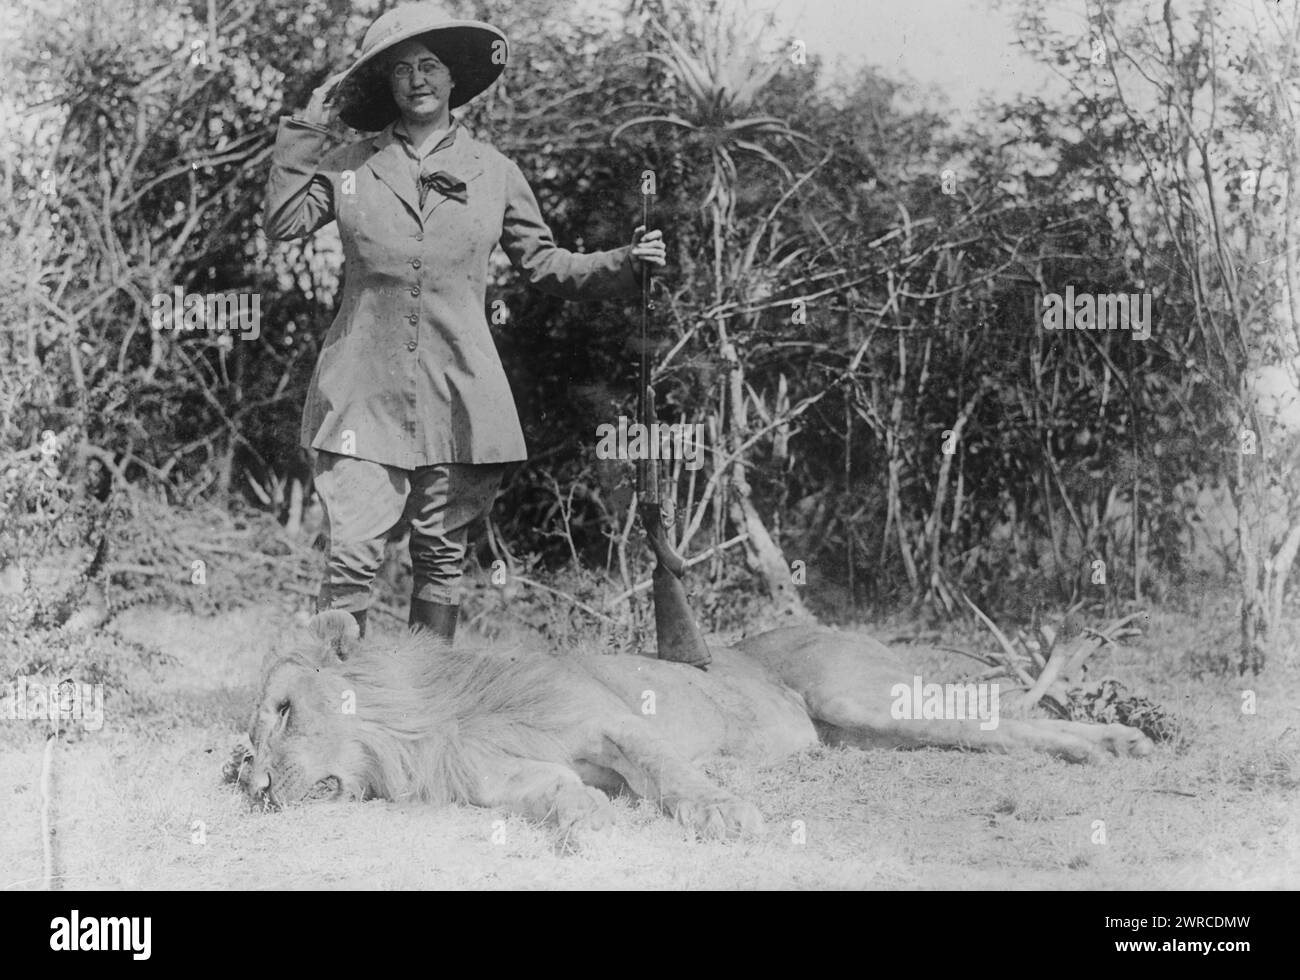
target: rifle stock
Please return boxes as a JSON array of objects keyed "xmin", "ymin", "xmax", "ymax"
[{"xmin": 638, "ymin": 385, "xmax": 711, "ymax": 669}]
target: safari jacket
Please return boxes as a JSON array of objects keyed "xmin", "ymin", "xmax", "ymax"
[{"xmin": 263, "ymin": 115, "xmax": 638, "ymax": 468}]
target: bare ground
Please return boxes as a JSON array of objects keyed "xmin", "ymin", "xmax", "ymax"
[{"xmin": 2, "ymin": 599, "xmax": 1297, "ymax": 890}]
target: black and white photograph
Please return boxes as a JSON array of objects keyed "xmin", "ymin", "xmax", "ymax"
[{"xmin": 0, "ymin": 0, "xmax": 1296, "ymax": 909}]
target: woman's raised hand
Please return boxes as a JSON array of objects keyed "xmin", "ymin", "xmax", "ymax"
[{"xmin": 302, "ymin": 69, "xmax": 350, "ymax": 127}]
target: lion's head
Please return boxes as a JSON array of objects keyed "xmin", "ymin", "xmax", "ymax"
[
  {"xmin": 243, "ymin": 612, "xmax": 368, "ymax": 805},
  {"xmin": 243, "ymin": 611, "xmax": 583, "ymax": 809}
]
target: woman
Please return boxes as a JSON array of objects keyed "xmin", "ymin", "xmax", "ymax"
[{"xmin": 264, "ymin": 3, "xmax": 665, "ymax": 643}]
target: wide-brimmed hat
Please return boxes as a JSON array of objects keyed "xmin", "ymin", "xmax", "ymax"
[{"xmin": 335, "ymin": 2, "xmax": 509, "ymax": 131}]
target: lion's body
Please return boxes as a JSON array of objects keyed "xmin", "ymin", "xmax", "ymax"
[{"xmin": 244, "ymin": 615, "xmax": 1153, "ymax": 837}]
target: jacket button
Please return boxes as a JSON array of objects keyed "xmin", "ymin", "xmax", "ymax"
[
  {"xmin": 407, "ymin": 314, "xmax": 417, "ymax": 324},
  {"xmin": 415, "ymin": 233, "xmax": 425, "ymax": 242},
  {"xmin": 411, "ymin": 258, "xmax": 421, "ymax": 268},
  {"xmin": 406, "ymin": 341, "xmax": 417, "ymax": 351},
  {"xmin": 410, "ymin": 285, "xmax": 420, "ymax": 296}
]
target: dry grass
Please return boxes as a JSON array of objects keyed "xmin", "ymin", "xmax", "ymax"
[{"xmin": 1, "ymin": 598, "xmax": 1297, "ymax": 890}]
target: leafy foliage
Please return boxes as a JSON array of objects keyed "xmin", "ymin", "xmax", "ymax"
[{"xmin": 2, "ymin": 0, "xmax": 1296, "ymax": 643}]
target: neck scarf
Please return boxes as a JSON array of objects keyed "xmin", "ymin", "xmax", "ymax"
[{"xmin": 395, "ymin": 122, "xmax": 467, "ymax": 208}]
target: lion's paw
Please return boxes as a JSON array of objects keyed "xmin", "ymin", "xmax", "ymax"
[
  {"xmin": 673, "ymin": 795, "xmax": 764, "ymax": 839},
  {"xmin": 554, "ymin": 783, "xmax": 616, "ymax": 833},
  {"xmin": 1099, "ymin": 724, "xmax": 1155, "ymax": 758}
]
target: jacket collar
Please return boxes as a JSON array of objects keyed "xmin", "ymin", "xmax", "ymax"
[{"xmin": 364, "ymin": 120, "xmax": 485, "ymax": 224}]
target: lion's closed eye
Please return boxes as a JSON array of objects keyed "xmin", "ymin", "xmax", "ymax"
[{"xmin": 272, "ymin": 699, "xmax": 292, "ymax": 732}]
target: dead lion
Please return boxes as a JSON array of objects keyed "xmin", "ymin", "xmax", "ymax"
[{"xmin": 242, "ymin": 612, "xmax": 1154, "ymax": 837}]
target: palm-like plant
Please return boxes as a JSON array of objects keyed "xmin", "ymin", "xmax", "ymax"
[
  {"xmin": 613, "ymin": 1, "xmax": 812, "ymax": 616},
  {"xmin": 613, "ymin": 9, "xmax": 808, "ymax": 263}
]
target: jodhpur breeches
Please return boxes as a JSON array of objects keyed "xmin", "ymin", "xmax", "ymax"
[{"xmin": 312, "ymin": 450, "xmax": 505, "ymax": 611}]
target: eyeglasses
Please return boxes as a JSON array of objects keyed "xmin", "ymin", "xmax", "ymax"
[{"xmin": 391, "ymin": 59, "xmax": 448, "ymax": 81}]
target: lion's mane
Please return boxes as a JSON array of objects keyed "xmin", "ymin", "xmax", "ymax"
[{"xmin": 276, "ymin": 631, "xmax": 588, "ymax": 805}]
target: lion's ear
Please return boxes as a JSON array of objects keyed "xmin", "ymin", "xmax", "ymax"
[{"xmin": 307, "ymin": 611, "xmax": 361, "ymax": 662}]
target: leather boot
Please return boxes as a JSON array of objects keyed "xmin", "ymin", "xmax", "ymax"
[{"xmin": 408, "ymin": 598, "xmax": 458, "ymax": 646}]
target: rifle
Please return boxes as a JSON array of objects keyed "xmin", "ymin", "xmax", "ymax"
[{"xmin": 637, "ymin": 181, "xmax": 711, "ymax": 670}]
